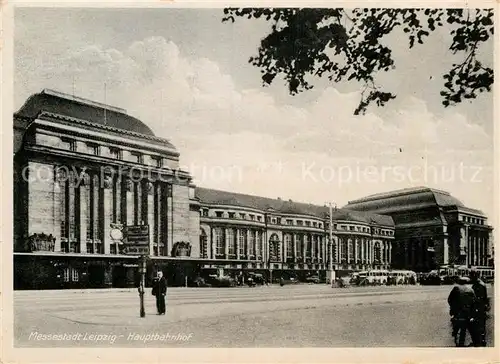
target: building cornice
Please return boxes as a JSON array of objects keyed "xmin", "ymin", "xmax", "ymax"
[{"xmin": 32, "ymin": 112, "xmax": 180, "ymax": 156}]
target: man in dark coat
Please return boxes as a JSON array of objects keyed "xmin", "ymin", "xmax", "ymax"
[
  {"xmin": 448, "ymin": 276, "xmax": 477, "ymax": 347},
  {"xmin": 152, "ymin": 271, "xmax": 167, "ymax": 315},
  {"xmin": 470, "ymin": 269, "xmax": 489, "ymax": 346}
]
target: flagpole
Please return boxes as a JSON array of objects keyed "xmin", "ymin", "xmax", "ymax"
[{"xmin": 104, "ymin": 82, "xmax": 107, "ymax": 125}]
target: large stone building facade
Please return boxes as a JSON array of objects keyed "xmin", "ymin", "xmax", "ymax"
[
  {"xmin": 346, "ymin": 187, "xmax": 494, "ymax": 272},
  {"xmin": 13, "ymin": 90, "xmax": 493, "ymax": 289}
]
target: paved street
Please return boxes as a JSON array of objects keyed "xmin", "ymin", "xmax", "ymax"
[{"xmin": 14, "ymin": 284, "xmax": 494, "ymax": 347}]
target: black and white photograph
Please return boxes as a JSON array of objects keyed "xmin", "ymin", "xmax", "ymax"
[{"xmin": 3, "ymin": 1, "xmax": 498, "ymax": 358}]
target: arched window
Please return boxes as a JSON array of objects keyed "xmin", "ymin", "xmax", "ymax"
[
  {"xmin": 200, "ymin": 229, "xmax": 208, "ymax": 258},
  {"xmin": 269, "ymin": 234, "xmax": 280, "ymax": 262}
]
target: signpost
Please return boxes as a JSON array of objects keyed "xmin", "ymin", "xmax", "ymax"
[{"xmin": 123, "ymin": 225, "xmax": 150, "ymax": 318}]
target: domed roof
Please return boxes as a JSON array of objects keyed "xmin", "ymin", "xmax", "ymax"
[
  {"xmin": 345, "ymin": 186, "xmax": 467, "ymax": 214},
  {"xmin": 15, "ymin": 89, "xmax": 155, "ymax": 136}
]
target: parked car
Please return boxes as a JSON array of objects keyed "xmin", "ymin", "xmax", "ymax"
[
  {"xmin": 205, "ymin": 274, "xmax": 237, "ymax": 287},
  {"xmin": 306, "ymin": 275, "xmax": 320, "ymax": 284},
  {"xmin": 279, "ymin": 275, "xmax": 299, "ymax": 285},
  {"xmin": 188, "ymin": 277, "xmax": 211, "ymax": 287}
]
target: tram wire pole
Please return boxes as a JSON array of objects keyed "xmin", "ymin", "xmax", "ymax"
[
  {"xmin": 139, "ymin": 255, "xmax": 146, "ymax": 318},
  {"xmin": 328, "ymin": 202, "xmax": 335, "ymax": 286}
]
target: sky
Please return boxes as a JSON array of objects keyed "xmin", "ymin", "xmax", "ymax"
[{"xmin": 14, "ymin": 7, "xmax": 494, "ymax": 218}]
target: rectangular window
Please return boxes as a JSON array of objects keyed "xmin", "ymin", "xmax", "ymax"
[
  {"xmin": 215, "ymin": 228, "xmax": 224, "ymax": 256},
  {"xmin": 60, "ymin": 176, "xmax": 68, "ymax": 239},
  {"xmin": 109, "ymin": 147, "xmax": 122, "ymax": 160},
  {"xmin": 313, "ymin": 222, "xmax": 317, "ymax": 227},
  {"xmin": 63, "ymin": 268, "xmax": 70, "ymax": 282},
  {"xmin": 228, "ymin": 212, "xmax": 235, "ymax": 219},
  {"xmin": 71, "ymin": 268, "xmax": 79, "ymax": 282},
  {"xmin": 305, "ymin": 221, "xmax": 311, "ymax": 227},
  {"xmin": 248, "ymin": 230, "xmax": 255, "ymax": 256},
  {"xmin": 285, "ymin": 234, "xmax": 293, "ymax": 258},
  {"xmin": 239, "ymin": 230, "xmax": 246, "ymax": 256},
  {"xmin": 256, "ymin": 231, "xmax": 262, "ymax": 257},
  {"xmin": 130, "ymin": 152, "xmax": 143, "ymax": 164},
  {"xmin": 61, "ymin": 138, "xmax": 76, "ymax": 152},
  {"xmin": 287, "ymin": 219, "xmax": 293, "ymax": 225},
  {"xmin": 68, "ymin": 175, "xmax": 76, "ymax": 240},
  {"xmin": 151, "ymin": 156, "xmax": 163, "ymax": 168},
  {"xmin": 227, "ymin": 229, "xmax": 235, "ymax": 255},
  {"xmin": 297, "ymin": 220, "xmax": 303, "ymax": 226},
  {"xmin": 215, "ymin": 211, "xmax": 223, "ymax": 218},
  {"xmin": 86, "ymin": 143, "xmax": 99, "ymax": 156},
  {"xmin": 257, "ymin": 216, "xmax": 262, "ymax": 222},
  {"xmin": 240, "ymin": 213, "xmax": 246, "ymax": 219},
  {"xmin": 85, "ymin": 181, "xmax": 92, "ymax": 240},
  {"xmin": 249, "ymin": 214, "xmax": 255, "ymax": 220},
  {"xmin": 276, "ymin": 217, "xmax": 282, "ymax": 224},
  {"xmin": 203, "ymin": 209, "xmax": 208, "ymax": 217}
]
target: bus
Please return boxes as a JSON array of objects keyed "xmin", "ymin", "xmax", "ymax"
[
  {"xmin": 438, "ymin": 265, "xmax": 495, "ymax": 284},
  {"xmin": 355, "ymin": 270, "xmax": 390, "ymax": 285},
  {"xmin": 388, "ymin": 270, "xmax": 417, "ymax": 285}
]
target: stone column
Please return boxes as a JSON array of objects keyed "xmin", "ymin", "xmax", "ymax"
[
  {"xmin": 478, "ymin": 233, "xmax": 482, "ymax": 266},
  {"xmin": 236, "ymin": 229, "xmax": 240, "ymax": 260},
  {"xmin": 52, "ymin": 168, "xmax": 62, "ymax": 253},
  {"xmin": 387, "ymin": 241, "xmax": 392, "ymax": 267},
  {"xmin": 347, "ymin": 238, "xmax": 351, "ymax": 265},
  {"xmin": 103, "ymin": 175, "xmax": 112, "ymax": 254},
  {"xmin": 126, "ymin": 179, "xmax": 134, "ymax": 225},
  {"xmin": 256, "ymin": 230, "xmax": 261, "ymax": 259},
  {"xmin": 362, "ymin": 239, "xmax": 366, "ymax": 265},
  {"xmin": 283, "ymin": 233, "xmax": 287, "ymax": 262},
  {"xmin": 79, "ymin": 176, "xmax": 88, "ymax": 254},
  {"xmin": 225, "ymin": 228, "xmax": 229, "ymax": 259},
  {"xmin": 302, "ymin": 234, "xmax": 306, "ymax": 259},
  {"xmin": 246, "ymin": 229, "xmax": 250, "ymax": 258},
  {"xmin": 211, "ymin": 227, "xmax": 216, "ymax": 259},
  {"xmin": 146, "ymin": 182, "xmax": 154, "ymax": 255},
  {"xmin": 311, "ymin": 235, "xmax": 315, "ymax": 260},
  {"xmin": 337, "ymin": 238, "xmax": 341, "ymax": 263}
]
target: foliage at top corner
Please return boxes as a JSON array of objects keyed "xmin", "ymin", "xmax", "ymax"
[{"xmin": 222, "ymin": 8, "xmax": 494, "ymax": 115}]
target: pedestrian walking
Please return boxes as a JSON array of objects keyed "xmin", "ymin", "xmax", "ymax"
[
  {"xmin": 152, "ymin": 271, "xmax": 167, "ymax": 315},
  {"xmin": 470, "ymin": 269, "xmax": 489, "ymax": 346},
  {"xmin": 447, "ymin": 276, "xmax": 478, "ymax": 347}
]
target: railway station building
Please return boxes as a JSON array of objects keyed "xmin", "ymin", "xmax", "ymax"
[{"xmin": 12, "ymin": 89, "xmax": 493, "ymax": 289}]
